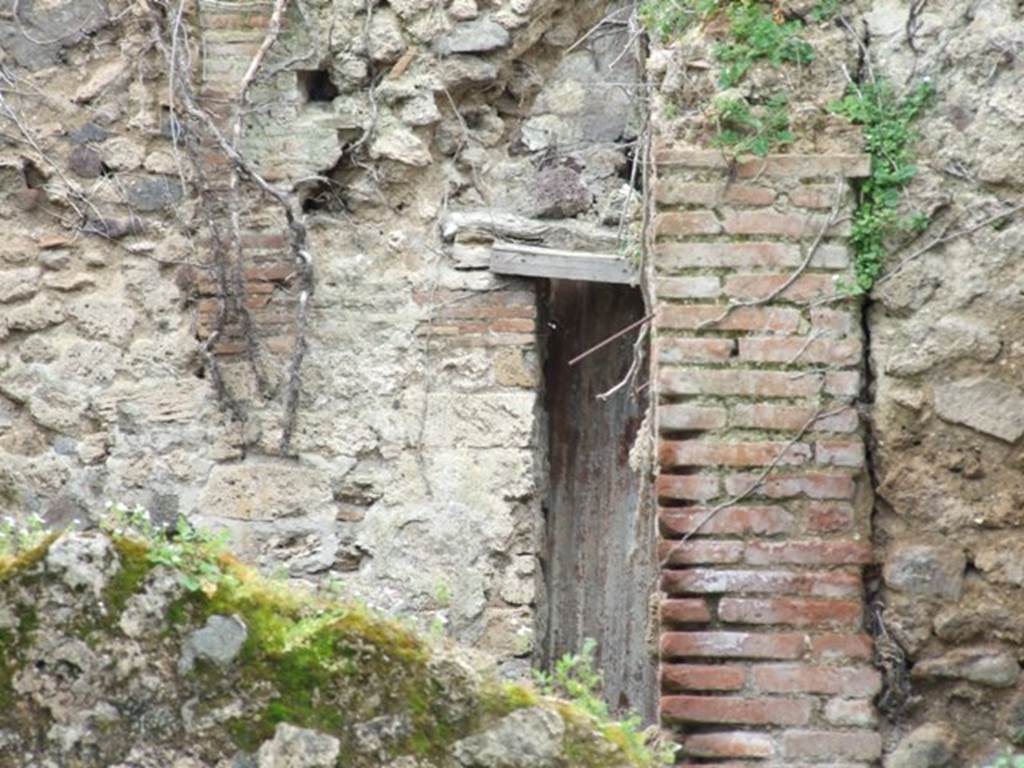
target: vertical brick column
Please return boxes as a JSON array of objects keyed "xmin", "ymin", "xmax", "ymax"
[
  {"xmin": 190, "ymin": 1, "xmax": 298, "ymax": 355},
  {"xmin": 652, "ymin": 146, "xmax": 882, "ymax": 765}
]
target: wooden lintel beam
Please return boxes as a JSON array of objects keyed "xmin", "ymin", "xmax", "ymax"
[{"xmin": 489, "ymin": 241, "xmax": 636, "ymax": 285}]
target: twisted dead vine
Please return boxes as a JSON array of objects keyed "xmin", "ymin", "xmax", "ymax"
[{"xmin": 140, "ymin": 0, "xmax": 314, "ymax": 454}]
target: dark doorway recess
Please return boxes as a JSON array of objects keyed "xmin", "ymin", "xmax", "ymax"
[{"xmin": 539, "ymin": 279, "xmax": 656, "ymax": 722}]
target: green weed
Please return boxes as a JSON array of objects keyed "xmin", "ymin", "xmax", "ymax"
[
  {"xmin": 715, "ymin": 3, "xmax": 814, "ymax": 87},
  {"xmin": 534, "ymin": 639, "xmax": 677, "ymax": 767},
  {"xmin": 711, "ymin": 92, "xmax": 794, "ymax": 156},
  {"xmin": 830, "ymin": 79, "xmax": 934, "ymax": 292},
  {"xmin": 638, "ymin": 0, "xmax": 722, "ymax": 42},
  {"xmin": 101, "ymin": 502, "xmax": 231, "ymax": 594},
  {"xmin": 809, "ymin": 0, "xmax": 841, "ymax": 22},
  {"xmin": 987, "ymin": 752, "xmax": 1024, "ymax": 768}
]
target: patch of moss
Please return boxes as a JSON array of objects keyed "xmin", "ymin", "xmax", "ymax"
[
  {"xmin": 70, "ymin": 536, "xmax": 155, "ymax": 642},
  {"xmin": 105, "ymin": 537, "xmax": 155, "ymax": 618},
  {"xmin": 0, "ymin": 534, "xmax": 58, "ymax": 583},
  {"xmin": 178, "ymin": 558, "xmax": 477, "ymax": 761},
  {"xmin": 479, "ymin": 680, "xmax": 538, "ymax": 718}
]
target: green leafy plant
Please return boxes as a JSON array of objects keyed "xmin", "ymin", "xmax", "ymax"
[
  {"xmin": 534, "ymin": 639, "xmax": 677, "ymax": 766},
  {"xmin": 830, "ymin": 79, "xmax": 934, "ymax": 292},
  {"xmin": 102, "ymin": 502, "xmax": 230, "ymax": 594},
  {"xmin": 809, "ymin": 0, "xmax": 841, "ymax": 22},
  {"xmin": 715, "ymin": 2, "xmax": 814, "ymax": 87},
  {"xmin": 711, "ymin": 91, "xmax": 794, "ymax": 156},
  {"xmin": 0, "ymin": 513, "xmax": 52, "ymax": 559},
  {"xmin": 638, "ymin": 0, "xmax": 722, "ymax": 42}
]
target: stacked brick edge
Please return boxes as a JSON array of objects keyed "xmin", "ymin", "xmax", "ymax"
[{"xmin": 652, "ymin": 144, "xmax": 881, "ymax": 766}]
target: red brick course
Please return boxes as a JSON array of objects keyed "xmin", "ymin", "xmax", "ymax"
[{"xmin": 653, "ymin": 145, "xmax": 874, "ymax": 762}]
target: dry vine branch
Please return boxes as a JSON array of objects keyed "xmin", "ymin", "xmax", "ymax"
[
  {"xmin": 695, "ymin": 176, "xmax": 846, "ymax": 331},
  {"xmin": 875, "ymin": 200, "xmax": 1024, "ymax": 287},
  {"xmin": 140, "ymin": 0, "xmax": 315, "ymax": 454},
  {"xmin": 659, "ymin": 404, "xmax": 852, "ymax": 568}
]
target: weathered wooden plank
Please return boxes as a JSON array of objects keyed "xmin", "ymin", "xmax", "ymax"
[
  {"xmin": 440, "ymin": 209, "xmax": 620, "ymax": 251},
  {"xmin": 490, "ymin": 242, "xmax": 636, "ymax": 284}
]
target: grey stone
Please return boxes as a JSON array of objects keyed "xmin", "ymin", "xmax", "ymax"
[
  {"xmin": 0, "ymin": 267, "xmax": 41, "ymax": 303},
  {"xmin": 66, "ymin": 297, "xmax": 136, "ymax": 347},
  {"xmin": 975, "ymin": 546, "xmax": 1024, "ymax": 586},
  {"xmin": 352, "ymin": 715, "xmax": 411, "ymax": 756},
  {"xmin": 886, "ymin": 315, "xmax": 1002, "ymax": 377},
  {"xmin": 883, "ymin": 545, "xmax": 966, "ymax": 600},
  {"xmin": 69, "ymin": 146, "xmax": 105, "ymax": 178},
  {"xmin": 0, "ymin": 1, "xmax": 109, "ymax": 71},
  {"xmin": 38, "ymin": 250, "xmax": 71, "ymax": 270},
  {"xmin": 454, "ymin": 707, "xmax": 564, "ymax": 768},
  {"xmin": 119, "ymin": 567, "xmax": 182, "ymax": 639},
  {"xmin": 531, "ymin": 165, "xmax": 592, "ymax": 219},
  {"xmin": 44, "ymin": 533, "xmax": 117, "ymax": 598},
  {"xmin": 6, "ymin": 295, "xmax": 65, "ymax": 332},
  {"xmin": 121, "ymin": 176, "xmax": 183, "ymax": 212},
  {"xmin": 934, "ymin": 377, "xmax": 1024, "ymax": 443},
  {"xmin": 81, "ymin": 217, "xmax": 145, "ymax": 240},
  {"xmin": 434, "ymin": 18, "xmax": 510, "ymax": 55},
  {"xmin": 178, "ymin": 614, "xmax": 248, "ymax": 674},
  {"xmin": 884, "ymin": 724, "xmax": 957, "ymax": 768},
  {"xmin": 69, "ymin": 123, "xmax": 111, "ymax": 144},
  {"xmin": 912, "ymin": 647, "xmax": 1020, "ymax": 688},
  {"xmin": 367, "ymin": 8, "xmax": 406, "ymax": 63},
  {"xmin": 369, "ymin": 125, "xmax": 432, "ymax": 167},
  {"xmin": 440, "ymin": 56, "xmax": 499, "ymax": 87},
  {"xmin": 448, "ymin": 0, "xmax": 479, "ymax": 21},
  {"xmin": 399, "ymin": 94, "xmax": 442, "ymax": 127},
  {"xmin": 256, "ymin": 723, "xmax": 340, "ymax": 768}
]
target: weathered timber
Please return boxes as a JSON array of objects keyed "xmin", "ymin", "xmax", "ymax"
[{"xmin": 490, "ymin": 242, "xmax": 636, "ymax": 284}]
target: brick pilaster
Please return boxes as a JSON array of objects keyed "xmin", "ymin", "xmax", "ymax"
[
  {"xmin": 190, "ymin": 0, "xmax": 298, "ymax": 356},
  {"xmin": 652, "ymin": 145, "xmax": 880, "ymax": 765}
]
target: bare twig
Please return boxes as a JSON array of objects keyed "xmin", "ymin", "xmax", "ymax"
[
  {"xmin": 875, "ymin": 201, "xmax": 1024, "ymax": 287},
  {"xmin": 661, "ymin": 405, "xmax": 851, "ymax": 562},
  {"xmin": 695, "ymin": 177, "xmax": 846, "ymax": 331},
  {"xmin": 569, "ymin": 311, "xmax": 657, "ymax": 367},
  {"xmin": 905, "ymin": 0, "xmax": 929, "ymax": 54}
]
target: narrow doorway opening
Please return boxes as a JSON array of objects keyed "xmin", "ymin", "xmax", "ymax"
[{"xmin": 538, "ymin": 278, "xmax": 656, "ymax": 722}]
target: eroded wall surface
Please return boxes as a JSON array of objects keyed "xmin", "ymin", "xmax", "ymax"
[
  {"xmin": 861, "ymin": 1, "xmax": 1024, "ymax": 764},
  {"xmin": 0, "ymin": 0, "xmax": 645, "ymax": 676}
]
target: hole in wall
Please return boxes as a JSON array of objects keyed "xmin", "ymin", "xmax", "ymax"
[{"xmin": 297, "ymin": 69, "xmax": 339, "ymax": 103}]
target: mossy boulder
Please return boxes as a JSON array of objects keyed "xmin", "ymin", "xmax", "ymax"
[{"xmin": 0, "ymin": 531, "xmax": 661, "ymax": 767}]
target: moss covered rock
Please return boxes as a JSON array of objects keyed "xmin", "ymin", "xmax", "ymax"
[{"xmin": 0, "ymin": 531, "xmax": 661, "ymax": 768}]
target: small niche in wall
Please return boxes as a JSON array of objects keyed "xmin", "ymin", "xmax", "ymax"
[{"xmin": 297, "ymin": 69, "xmax": 339, "ymax": 103}]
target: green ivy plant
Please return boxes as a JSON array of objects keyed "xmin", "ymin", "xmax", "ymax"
[
  {"xmin": 638, "ymin": 0, "xmax": 722, "ymax": 43},
  {"xmin": 711, "ymin": 92, "xmax": 794, "ymax": 156},
  {"xmin": 829, "ymin": 79, "xmax": 934, "ymax": 292},
  {"xmin": 533, "ymin": 638, "xmax": 678, "ymax": 766}
]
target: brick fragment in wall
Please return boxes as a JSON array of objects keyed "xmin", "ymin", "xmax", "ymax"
[{"xmin": 652, "ymin": 147, "xmax": 874, "ymax": 762}]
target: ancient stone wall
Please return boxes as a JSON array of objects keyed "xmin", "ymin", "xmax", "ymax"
[
  {"xmin": 859, "ymin": 1, "xmax": 1024, "ymax": 765},
  {"xmin": 3, "ymin": 0, "xmax": 1024, "ymax": 763},
  {"xmin": 0, "ymin": 0, "xmax": 645, "ymax": 680},
  {"xmin": 646, "ymin": 0, "xmax": 1024, "ymax": 764}
]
